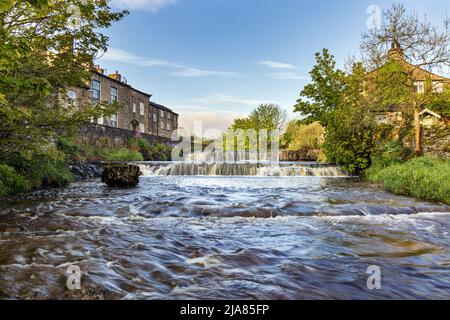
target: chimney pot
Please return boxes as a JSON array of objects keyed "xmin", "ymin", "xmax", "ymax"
[{"xmin": 388, "ymin": 47, "xmax": 404, "ymax": 62}]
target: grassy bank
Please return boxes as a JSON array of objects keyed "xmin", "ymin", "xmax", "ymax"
[
  {"xmin": 367, "ymin": 157, "xmax": 450, "ymax": 205},
  {"xmin": 0, "ymin": 160, "xmax": 74, "ymax": 198},
  {"xmin": 0, "ymin": 137, "xmax": 173, "ymax": 198}
]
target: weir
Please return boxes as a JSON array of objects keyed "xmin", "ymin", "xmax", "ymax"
[{"xmin": 137, "ymin": 162, "xmax": 348, "ymax": 177}]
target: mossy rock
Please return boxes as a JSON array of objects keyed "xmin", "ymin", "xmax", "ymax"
[{"xmin": 101, "ymin": 164, "xmax": 141, "ymax": 187}]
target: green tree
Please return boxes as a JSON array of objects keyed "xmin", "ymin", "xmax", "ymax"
[
  {"xmin": 324, "ymin": 63, "xmax": 376, "ymax": 174},
  {"xmin": 282, "ymin": 121, "xmax": 324, "ymax": 151},
  {"xmin": 231, "ymin": 104, "xmax": 286, "ymax": 132},
  {"xmin": 0, "ymin": 0, "xmax": 127, "ymax": 162},
  {"xmin": 228, "ymin": 104, "xmax": 286, "ymax": 152},
  {"xmin": 294, "ymin": 49, "xmax": 347, "ymax": 126}
]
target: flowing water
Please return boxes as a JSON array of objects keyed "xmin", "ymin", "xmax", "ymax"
[
  {"xmin": 138, "ymin": 162, "xmax": 347, "ymax": 177},
  {"xmin": 0, "ymin": 162, "xmax": 449, "ymax": 300}
]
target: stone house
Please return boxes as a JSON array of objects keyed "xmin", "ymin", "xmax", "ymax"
[
  {"xmin": 365, "ymin": 47, "xmax": 450, "ymax": 127},
  {"xmin": 67, "ymin": 66, "xmax": 179, "ymax": 139}
]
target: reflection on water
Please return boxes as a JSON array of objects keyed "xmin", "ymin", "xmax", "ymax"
[{"xmin": 0, "ymin": 176, "xmax": 449, "ymax": 299}]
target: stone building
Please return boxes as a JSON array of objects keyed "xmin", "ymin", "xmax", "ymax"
[
  {"xmin": 365, "ymin": 46, "xmax": 450, "ymax": 127},
  {"xmin": 68, "ymin": 66, "xmax": 179, "ymax": 139}
]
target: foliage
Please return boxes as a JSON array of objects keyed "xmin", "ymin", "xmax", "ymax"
[
  {"xmin": 25, "ymin": 160, "xmax": 74, "ymax": 189},
  {"xmin": 294, "ymin": 49, "xmax": 347, "ymax": 126},
  {"xmin": 231, "ymin": 104, "xmax": 286, "ymax": 132},
  {"xmin": 282, "ymin": 121, "xmax": 324, "ymax": 151},
  {"xmin": 127, "ymin": 138, "xmax": 173, "ymax": 161},
  {"xmin": 426, "ymin": 90, "xmax": 450, "ymax": 118},
  {"xmin": 102, "ymin": 149, "xmax": 144, "ymax": 162},
  {"xmin": 57, "ymin": 137, "xmax": 81, "ymax": 161},
  {"xmin": 6, "ymin": 152, "xmax": 74, "ymax": 189},
  {"xmin": 367, "ymin": 157, "xmax": 450, "ymax": 205},
  {"xmin": 360, "ymin": 4, "xmax": 450, "ymax": 153},
  {"xmin": 370, "ymin": 141, "xmax": 413, "ymax": 169},
  {"xmin": 323, "ymin": 63, "xmax": 376, "ymax": 174},
  {"xmin": 229, "ymin": 104, "xmax": 286, "ymax": 152},
  {"xmin": 0, "ymin": 0, "xmax": 126, "ymax": 162},
  {"xmin": 0, "ymin": 164, "xmax": 27, "ymax": 197},
  {"xmin": 371, "ymin": 61, "xmax": 412, "ymax": 110}
]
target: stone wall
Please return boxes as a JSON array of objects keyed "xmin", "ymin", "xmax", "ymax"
[
  {"xmin": 280, "ymin": 149, "xmax": 321, "ymax": 162},
  {"xmin": 423, "ymin": 124, "xmax": 450, "ymax": 159},
  {"xmin": 77, "ymin": 123, "xmax": 175, "ymax": 149}
]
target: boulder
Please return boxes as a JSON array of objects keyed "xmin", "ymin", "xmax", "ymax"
[
  {"xmin": 101, "ymin": 164, "xmax": 141, "ymax": 187},
  {"xmin": 70, "ymin": 162, "xmax": 103, "ymax": 181}
]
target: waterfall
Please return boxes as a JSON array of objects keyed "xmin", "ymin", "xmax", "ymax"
[{"xmin": 138, "ymin": 162, "xmax": 349, "ymax": 177}]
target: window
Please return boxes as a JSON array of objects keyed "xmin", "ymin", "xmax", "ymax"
[
  {"xmin": 153, "ymin": 113, "xmax": 157, "ymax": 122},
  {"xmin": 160, "ymin": 121, "xmax": 164, "ymax": 130},
  {"xmin": 133, "ymin": 103, "xmax": 137, "ymax": 113},
  {"xmin": 160, "ymin": 110, "xmax": 165, "ymax": 118},
  {"xmin": 110, "ymin": 114, "xmax": 118, "ymax": 127},
  {"xmin": 166, "ymin": 122, "xmax": 171, "ymax": 131},
  {"xmin": 139, "ymin": 123, "xmax": 145, "ymax": 133},
  {"xmin": 433, "ymin": 82, "xmax": 444, "ymax": 94},
  {"xmin": 92, "ymin": 80, "xmax": 100, "ymax": 100},
  {"xmin": 111, "ymin": 87, "xmax": 118, "ymax": 103},
  {"xmin": 140, "ymin": 102, "xmax": 145, "ymax": 115},
  {"xmin": 414, "ymin": 81, "xmax": 424, "ymax": 94},
  {"xmin": 167, "ymin": 113, "xmax": 171, "ymax": 120}
]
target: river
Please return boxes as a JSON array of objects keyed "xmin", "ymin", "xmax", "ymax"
[{"xmin": 0, "ymin": 162, "xmax": 449, "ymax": 299}]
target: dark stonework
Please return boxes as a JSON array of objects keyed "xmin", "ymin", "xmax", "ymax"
[
  {"xmin": 70, "ymin": 162, "xmax": 103, "ymax": 182},
  {"xmin": 78, "ymin": 123, "xmax": 176, "ymax": 149},
  {"xmin": 280, "ymin": 149, "xmax": 321, "ymax": 162},
  {"xmin": 101, "ymin": 164, "xmax": 141, "ymax": 187}
]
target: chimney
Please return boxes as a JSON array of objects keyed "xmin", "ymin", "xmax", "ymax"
[
  {"xmin": 94, "ymin": 65, "xmax": 105, "ymax": 74},
  {"xmin": 109, "ymin": 70, "xmax": 122, "ymax": 82},
  {"xmin": 387, "ymin": 44, "xmax": 404, "ymax": 62}
]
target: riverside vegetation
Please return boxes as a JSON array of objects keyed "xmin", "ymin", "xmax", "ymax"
[
  {"xmin": 290, "ymin": 5, "xmax": 450, "ymax": 204},
  {"xmin": 0, "ymin": 1, "xmax": 173, "ymax": 198},
  {"xmin": 0, "ymin": 136, "xmax": 173, "ymax": 197},
  {"xmin": 0, "ymin": 1, "xmax": 127, "ymax": 196}
]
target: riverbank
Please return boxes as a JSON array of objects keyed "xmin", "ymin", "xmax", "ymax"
[
  {"xmin": 367, "ymin": 157, "xmax": 450, "ymax": 205},
  {"xmin": 0, "ymin": 136, "xmax": 173, "ymax": 198}
]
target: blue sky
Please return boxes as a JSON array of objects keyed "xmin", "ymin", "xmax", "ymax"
[{"xmin": 98, "ymin": 0, "xmax": 448, "ymax": 135}]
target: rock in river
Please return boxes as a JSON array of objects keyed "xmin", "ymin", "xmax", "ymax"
[{"xmin": 101, "ymin": 164, "xmax": 141, "ymax": 187}]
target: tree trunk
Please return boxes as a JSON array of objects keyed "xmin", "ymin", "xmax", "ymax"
[{"xmin": 414, "ymin": 103, "xmax": 422, "ymax": 155}]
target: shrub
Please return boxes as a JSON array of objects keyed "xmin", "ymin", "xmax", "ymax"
[
  {"xmin": 57, "ymin": 137, "xmax": 81, "ymax": 161},
  {"xmin": 371, "ymin": 141, "xmax": 413, "ymax": 169},
  {"xmin": 426, "ymin": 92, "xmax": 450, "ymax": 119},
  {"xmin": 23, "ymin": 160, "xmax": 75, "ymax": 189},
  {"xmin": 103, "ymin": 149, "xmax": 144, "ymax": 162},
  {"xmin": 282, "ymin": 121, "xmax": 324, "ymax": 151},
  {"xmin": 367, "ymin": 157, "xmax": 450, "ymax": 204},
  {"xmin": 0, "ymin": 164, "xmax": 27, "ymax": 197}
]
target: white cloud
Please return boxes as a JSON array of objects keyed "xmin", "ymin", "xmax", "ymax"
[
  {"xmin": 171, "ymin": 67, "xmax": 242, "ymax": 78},
  {"xmin": 189, "ymin": 94, "xmax": 280, "ymax": 107},
  {"xmin": 178, "ymin": 110, "xmax": 245, "ymax": 137},
  {"xmin": 170, "ymin": 94, "xmax": 281, "ymax": 137},
  {"xmin": 101, "ymin": 48, "xmax": 170, "ymax": 67},
  {"xmin": 98, "ymin": 47, "xmax": 241, "ymax": 78},
  {"xmin": 111, "ymin": 0, "xmax": 176, "ymax": 12},
  {"xmin": 260, "ymin": 60, "xmax": 297, "ymax": 70}
]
